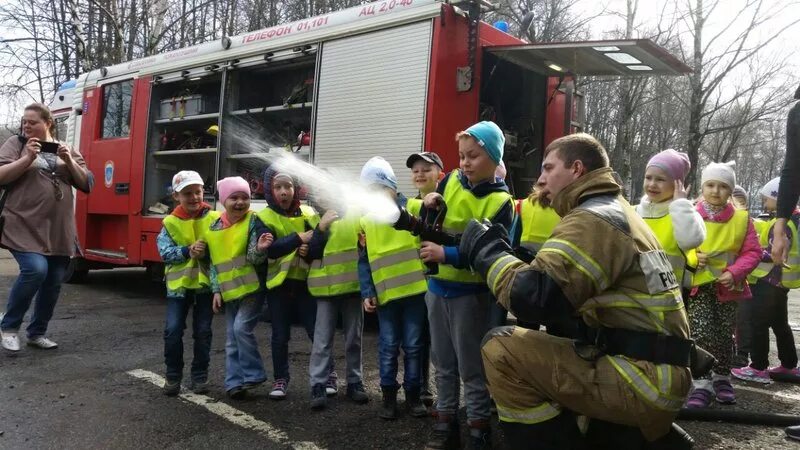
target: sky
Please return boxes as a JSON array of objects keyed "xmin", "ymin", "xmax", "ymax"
[{"xmin": 1, "ymin": 0, "xmax": 798, "ymax": 123}]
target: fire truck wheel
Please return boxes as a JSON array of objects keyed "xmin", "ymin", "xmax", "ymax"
[{"xmin": 64, "ymin": 258, "xmax": 89, "ymax": 284}]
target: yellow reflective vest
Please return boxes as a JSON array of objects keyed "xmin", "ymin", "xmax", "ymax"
[
  {"xmin": 307, "ymin": 215, "xmax": 361, "ymax": 297},
  {"xmin": 206, "ymin": 212, "xmax": 260, "ymax": 302},
  {"xmin": 747, "ymin": 218, "xmax": 800, "ymax": 288},
  {"xmin": 642, "ymin": 214, "xmax": 698, "ymax": 289},
  {"xmin": 518, "ymin": 198, "xmax": 560, "ymax": 254},
  {"xmin": 162, "ymin": 210, "xmax": 221, "ymax": 291},
  {"xmin": 407, "ymin": 197, "xmax": 423, "ymax": 216},
  {"xmin": 257, "ymin": 205, "xmax": 320, "ymax": 289},
  {"xmin": 361, "ymin": 217, "xmax": 428, "ymax": 305},
  {"xmin": 693, "ymin": 209, "xmax": 750, "ymax": 287},
  {"xmin": 433, "ymin": 171, "xmax": 512, "ymax": 285}
]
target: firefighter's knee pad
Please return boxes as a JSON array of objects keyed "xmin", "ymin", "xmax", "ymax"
[{"xmin": 481, "ymin": 325, "xmax": 515, "ymax": 348}]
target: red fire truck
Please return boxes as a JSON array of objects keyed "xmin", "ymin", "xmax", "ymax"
[{"xmin": 57, "ymin": 0, "xmax": 690, "ymax": 281}]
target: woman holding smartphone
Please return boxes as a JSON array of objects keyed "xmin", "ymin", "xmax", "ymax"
[{"xmin": 0, "ymin": 103, "xmax": 93, "ymax": 352}]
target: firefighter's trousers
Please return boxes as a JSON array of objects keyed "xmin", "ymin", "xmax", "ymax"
[{"xmin": 481, "ymin": 326, "xmax": 690, "ymax": 441}]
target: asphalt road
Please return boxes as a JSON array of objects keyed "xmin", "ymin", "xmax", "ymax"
[{"xmin": 1, "ymin": 250, "xmax": 800, "ymax": 449}]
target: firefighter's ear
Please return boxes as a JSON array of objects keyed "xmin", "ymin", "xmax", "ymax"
[{"xmin": 438, "ymin": 171, "xmax": 445, "ymax": 182}]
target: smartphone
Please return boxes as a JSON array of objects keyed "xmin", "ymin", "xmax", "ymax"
[{"xmin": 39, "ymin": 141, "xmax": 59, "ymax": 154}]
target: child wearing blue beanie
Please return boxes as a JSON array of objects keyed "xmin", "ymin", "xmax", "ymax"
[{"xmin": 418, "ymin": 120, "xmax": 513, "ymax": 447}]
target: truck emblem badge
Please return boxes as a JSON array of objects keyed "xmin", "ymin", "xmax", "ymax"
[{"xmin": 104, "ymin": 161, "xmax": 114, "ymax": 188}]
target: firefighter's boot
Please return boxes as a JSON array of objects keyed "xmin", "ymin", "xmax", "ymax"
[
  {"xmin": 644, "ymin": 423, "xmax": 694, "ymax": 450},
  {"xmin": 425, "ymin": 414, "xmax": 460, "ymax": 450},
  {"xmin": 466, "ymin": 419, "xmax": 492, "ymax": 450},
  {"xmin": 585, "ymin": 418, "xmax": 646, "ymax": 450},
  {"xmin": 500, "ymin": 412, "xmax": 585, "ymax": 450},
  {"xmin": 379, "ymin": 386, "xmax": 399, "ymax": 420}
]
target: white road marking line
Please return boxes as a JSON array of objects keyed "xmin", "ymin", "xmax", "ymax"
[
  {"xmin": 127, "ymin": 369, "xmax": 323, "ymax": 450},
  {"xmin": 737, "ymin": 384, "xmax": 800, "ymax": 402}
]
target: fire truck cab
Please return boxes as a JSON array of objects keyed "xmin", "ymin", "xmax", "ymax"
[{"xmin": 58, "ymin": 0, "xmax": 690, "ymax": 281}]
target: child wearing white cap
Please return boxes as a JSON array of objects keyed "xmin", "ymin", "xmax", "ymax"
[
  {"xmin": 684, "ymin": 161, "xmax": 761, "ymax": 409},
  {"xmin": 158, "ymin": 170, "xmax": 219, "ymax": 396},
  {"xmin": 732, "ymin": 177, "xmax": 800, "ymax": 384}
]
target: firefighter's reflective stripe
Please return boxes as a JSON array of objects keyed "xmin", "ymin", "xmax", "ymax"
[
  {"xmin": 487, "ymin": 254, "xmax": 522, "ymax": 295},
  {"xmin": 162, "ymin": 211, "xmax": 219, "ymax": 291},
  {"xmin": 539, "ymin": 239, "xmax": 610, "ymax": 291},
  {"xmin": 746, "ymin": 218, "xmax": 800, "ymax": 288},
  {"xmin": 307, "ymin": 216, "xmax": 361, "ymax": 297},
  {"xmin": 693, "ymin": 210, "xmax": 749, "ymax": 287},
  {"xmin": 206, "ymin": 212, "xmax": 260, "ymax": 302},
  {"xmin": 657, "ymin": 364, "xmax": 671, "ymax": 395},
  {"xmin": 580, "ymin": 291, "xmax": 683, "ymax": 312},
  {"xmin": 642, "ymin": 213, "xmax": 695, "ymax": 288},
  {"xmin": 519, "ymin": 199, "xmax": 560, "ymax": 254},
  {"xmin": 607, "ymin": 356, "xmax": 684, "ymax": 411},
  {"xmin": 496, "ymin": 402, "xmax": 562, "ymax": 424},
  {"xmin": 362, "ymin": 218, "xmax": 428, "ymax": 305},
  {"xmin": 433, "ymin": 171, "xmax": 512, "ymax": 284},
  {"xmin": 258, "ymin": 205, "xmax": 319, "ymax": 289}
]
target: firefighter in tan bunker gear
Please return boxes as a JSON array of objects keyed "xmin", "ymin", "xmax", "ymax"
[{"xmin": 459, "ymin": 134, "xmax": 695, "ymax": 449}]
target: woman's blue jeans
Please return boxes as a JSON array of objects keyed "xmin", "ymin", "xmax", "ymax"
[{"xmin": 1, "ymin": 250, "xmax": 70, "ymax": 338}]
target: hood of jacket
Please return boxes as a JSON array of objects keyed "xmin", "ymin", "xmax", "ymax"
[
  {"xmin": 263, "ymin": 165, "xmax": 302, "ymax": 216},
  {"xmin": 551, "ymin": 167, "xmax": 622, "ymax": 217}
]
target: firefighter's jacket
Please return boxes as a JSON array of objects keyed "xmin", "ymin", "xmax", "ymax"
[{"xmin": 488, "ymin": 168, "xmax": 691, "ymax": 411}]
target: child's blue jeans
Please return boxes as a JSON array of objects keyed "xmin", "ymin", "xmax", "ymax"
[
  {"xmin": 376, "ymin": 294, "xmax": 426, "ymax": 390},
  {"xmin": 163, "ymin": 290, "xmax": 213, "ymax": 383},
  {"xmin": 1, "ymin": 250, "xmax": 70, "ymax": 338},
  {"xmin": 224, "ymin": 295, "xmax": 267, "ymax": 391}
]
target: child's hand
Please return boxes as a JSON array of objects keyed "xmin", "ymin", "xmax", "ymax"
[
  {"xmin": 212, "ymin": 293, "xmax": 223, "ymax": 313},
  {"xmin": 674, "ymin": 180, "xmax": 690, "ymax": 200},
  {"xmin": 420, "ymin": 241, "xmax": 445, "ymax": 263},
  {"xmin": 696, "ymin": 251, "xmax": 708, "ymax": 269},
  {"xmin": 298, "ymin": 244, "xmax": 309, "ymax": 257},
  {"xmin": 718, "ymin": 271, "xmax": 735, "ymax": 289},
  {"xmin": 423, "ymin": 192, "xmax": 444, "ymax": 210},
  {"xmin": 298, "ymin": 230, "xmax": 314, "ymax": 244},
  {"xmin": 319, "ymin": 210, "xmax": 339, "ymax": 232},
  {"xmin": 257, "ymin": 233, "xmax": 274, "ymax": 252},
  {"xmin": 189, "ymin": 240, "xmax": 206, "ymax": 259},
  {"xmin": 363, "ymin": 297, "xmax": 377, "ymax": 313}
]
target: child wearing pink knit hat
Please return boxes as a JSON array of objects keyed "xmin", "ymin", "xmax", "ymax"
[
  {"xmin": 206, "ymin": 176, "xmax": 274, "ymax": 399},
  {"xmin": 636, "ymin": 149, "xmax": 706, "ymax": 288}
]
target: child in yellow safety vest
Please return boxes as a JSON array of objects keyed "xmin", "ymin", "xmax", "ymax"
[
  {"xmin": 684, "ymin": 161, "xmax": 761, "ymax": 409},
  {"xmin": 635, "ymin": 149, "xmax": 706, "ymax": 292},
  {"xmin": 405, "ymin": 151, "xmax": 444, "ymax": 406},
  {"xmin": 158, "ymin": 170, "xmax": 220, "ymax": 397},
  {"xmin": 305, "ymin": 194, "xmax": 369, "ymax": 411},
  {"xmin": 411, "ymin": 121, "xmax": 514, "ymax": 447},
  {"xmin": 360, "ymin": 157, "xmax": 430, "ymax": 420},
  {"xmin": 731, "ymin": 177, "xmax": 800, "ymax": 384},
  {"xmin": 250, "ymin": 166, "xmax": 335, "ymax": 401},
  {"xmin": 207, "ymin": 176, "xmax": 271, "ymax": 400}
]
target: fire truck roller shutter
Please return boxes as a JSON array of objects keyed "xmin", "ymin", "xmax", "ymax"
[{"xmin": 313, "ymin": 20, "xmax": 432, "ymax": 197}]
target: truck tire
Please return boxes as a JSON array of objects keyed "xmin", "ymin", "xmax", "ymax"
[{"xmin": 64, "ymin": 257, "xmax": 89, "ymax": 284}]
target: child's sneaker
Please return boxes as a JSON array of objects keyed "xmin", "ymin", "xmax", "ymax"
[
  {"xmin": 163, "ymin": 379, "xmax": 181, "ymax": 397},
  {"xmin": 768, "ymin": 365, "xmax": 800, "ymax": 378},
  {"xmin": 310, "ymin": 384, "xmax": 327, "ymax": 410},
  {"xmin": 731, "ymin": 366, "xmax": 771, "ymax": 384},
  {"xmin": 190, "ymin": 380, "xmax": 209, "ymax": 395},
  {"xmin": 269, "ymin": 378, "xmax": 288, "ymax": 400},
  {"xmin": 712, "ymin": 379, "xmax": 736, "ymax": 404},
  {"xmin": 346, "ymin": 382, "xmax": 369, "ymax": 404},
  {"xmin": 1, "ymin": 330, "xmax": 20, "ymax": 352},
  {"xmin": 684, "ymin": 388, "xmax": 713, "ymax": 409},
  {"xmin": 227, "ymin": 386, "xmax": 247, "ymax": 400},
  {"xmin": 326, "ymin": 371, "xmax": 338, "ymax": 397}
]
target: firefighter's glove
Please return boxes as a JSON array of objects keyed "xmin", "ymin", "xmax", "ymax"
[{"xmin": 459, "ymin": 219, "xmax": 515, "ymax": 278}]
